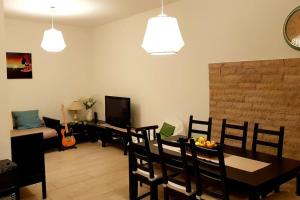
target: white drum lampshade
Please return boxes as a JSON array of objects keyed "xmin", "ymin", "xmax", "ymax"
[
  {"xmin": 68, "ymin": 101, "xmax": 83, "ymax": 123},
  {"xmin": 41, "ymin": 27, "xmax": 66, "ymax": 52},
  {"xmin": 142, "ymin": 14, "xmax": 184, "ymax": 55}
]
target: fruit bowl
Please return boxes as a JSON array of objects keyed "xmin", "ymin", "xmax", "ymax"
[{"xmin": 192, "ymin": 136, "xmax": 217, "ymax": 149}]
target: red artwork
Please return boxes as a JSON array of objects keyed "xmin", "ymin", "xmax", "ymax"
[{"xmin": 6, "ymin": 52, "xmax": 32, "ymax": 79}]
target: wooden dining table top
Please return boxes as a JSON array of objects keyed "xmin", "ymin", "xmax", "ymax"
[{"xmin": 148, "ymin": 135, "xmax": 300, "ymax": 191}]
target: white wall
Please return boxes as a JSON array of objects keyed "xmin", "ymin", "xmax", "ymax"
[
  {"xmin": 90, "ymin": 0, "xmax": 300, "ymax": 130},
  {"xmin": 5, "ymin": 19, "xmax": 92, "ymax": 122},
  {"xmin": 0, "ymin": 0, "xmax": 11, "ymax": 159}
]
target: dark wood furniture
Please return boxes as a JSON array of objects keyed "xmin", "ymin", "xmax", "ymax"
[
  {"xmin": 11, "ymin": 132, "xmax": 47, "ymax": 199},
  {"xmin": 156, "ymin": 134, "xmax": 196, "ymax": 200},
  {"xmin": 138, "ymin": 135, "xmax": 300, "ymax": 200},
  {"xmin": 220, "ymin": 119, "xmax": 248, "ymax": 150},
  {"xmin": 252, "ymin": 123, "xmax": 284, "ymax": 158},
  {"xmin": 68, "ymin": 121, "xmax": 99, "ymax": 143},
  {"xmin": 43, "ymin": 116, "xmax": 62, "ymax": 151},
  {"xmin": 66, "ymin": 120, "xmax": 130, "ymax": 154},
  {"xmin": 127, "ymin": 128, "xmax": 163, "ymax": 200},
  {"xmin": 102, "ymin": 126, "xmax": 128, "ymax": 155},
  {"xmin": 190, "ymin": 140, "xmax": 229, "ymax": 200},
  {"xmin": 0, "ymin": 159, "xmax": 19, "ymax": 200},
  {"xmin": 252, "ymin": 123, "xmax": 285, "ymax": 195},
  {"xmin": 188, "ymin": 115, "xmax": 212, "ymax": 140},
  {"xmin": 135, "ymin": 125, "xmax": 159, "ymax": 141}
]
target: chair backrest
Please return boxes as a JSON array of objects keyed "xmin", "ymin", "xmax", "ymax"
[
  {"xmin": 188, "ymin": 115, "xmax": 212, "ymax": 140},
  {"xmin": 11, "ymin": 132, "xmax": 45, "ymax": 187},
  {"xmin": 156, "ymin": 133, "xmax": 192, "ymax": 194},
  {"xmin": 127, "ymin": 128, "xmax": 156, "ymax": 179},
  {"xmin": 135, "ymin": 125, "xmax": 159, "ymax": 141},
  {"xmin": 220, "ymin": 119, "xmax": 248, "ymax": 150},
  {"xmin": 190, "ymin": 140, "xmax": 229, "ymax": 200},
  {"xmin": 252, "ymin": 123, "xmax": 284, "ymax": 157}
]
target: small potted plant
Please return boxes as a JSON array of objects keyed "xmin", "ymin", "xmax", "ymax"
[{"xmin": 80, "ymin": 97, "xmax": 96, "ymax": 121}]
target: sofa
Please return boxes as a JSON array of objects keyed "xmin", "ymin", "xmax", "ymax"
[{"xmin": 10, "ymin": 110, "xmax": 61, "ymax": 151}]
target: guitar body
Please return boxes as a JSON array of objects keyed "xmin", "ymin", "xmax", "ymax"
[
  {"xmin": 61, "ymin": 104, "xmax": 76, "ymax": 148},
  {"xmin": 61, "ymin": 129, "xmax": 76, "ymax": 148}
]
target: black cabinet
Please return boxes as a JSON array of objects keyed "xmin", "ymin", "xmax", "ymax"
[
  {"xmin": 68, "ymin": 122, "xmax": 99, "ymax": 143},
  {"xmin": 11, "ymin": 132, "xmax": 47, "ymax": 199}
]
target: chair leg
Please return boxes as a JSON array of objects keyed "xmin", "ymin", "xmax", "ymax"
[
  {"xmin": 123, "ymin": 136, "xmax": 128, "ymax": 155},
  {"xmin": 297, "ymin": 172, "xmax": 300, "ymax": 196},
  {"xmin": 132, "ymin": 176, "xmax": 138, "ymax": 200},
  {"xmin": 15, "ymin": 188, "xmax": 20, "ymax": 200},
  {"xmin": 164, "ymin": 187, "xmax": 169, "ymax": 200},
  {"xmin": 150, "ymin": 183, "xmax": 158, "ymax": 200},
  {"xmin": 42, "ymin": 180, "xmax": 47, "ymax": 199},
  {"xmin": 188, "ymin": 194, "xmax": 196, "ymax": 200}
]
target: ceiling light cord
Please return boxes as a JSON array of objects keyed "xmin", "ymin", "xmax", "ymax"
[
  {"xmin": 50, "ymin": 6, "xmax": 55, "ymax": 29},
  {"xmin": 161, "ymin": 0, "xmax": 164, "ymax": 15},
  {"xmin": 51, "ymin": 15, "xmax": 54, "ymax": 28}
]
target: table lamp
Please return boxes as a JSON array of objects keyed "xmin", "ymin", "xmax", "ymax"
[{"xmin": 68, "ymin": 101, "xmax": 83, "ymax": 123}]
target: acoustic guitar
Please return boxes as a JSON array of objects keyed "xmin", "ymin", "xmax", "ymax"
[{"xmin": 61, "ymin": 104, "xmax": 76, "ymax": 148}]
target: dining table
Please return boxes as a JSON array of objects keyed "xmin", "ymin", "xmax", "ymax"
[{"xmin": 128, "ymin": 135, "xmax": 300, "ymax": 200}]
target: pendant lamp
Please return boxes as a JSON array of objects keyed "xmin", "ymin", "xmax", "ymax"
[
  {"xmin": 41, "ymin": 7, "xmax": 66, "ymax": 52},
  {"xmin": 142, "ymin": 0, "xmax": 184, "ymax": 55}
]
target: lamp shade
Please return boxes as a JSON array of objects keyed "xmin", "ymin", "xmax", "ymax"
[
  {"xmin": 68, "ymin": 101, "xmax": 83, "ymax": 111},
  {"xmin": 142, "ymin": 14, "xmax": 184, "ymax": 55},
  {"xmin": 41, "ymin": 27, "xmax": 66, "ymax": 52}
]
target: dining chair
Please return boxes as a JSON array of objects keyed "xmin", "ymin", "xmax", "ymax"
[
  {"xmin": 190, "ymin": 139, "xmax": 229, "ymax": 200},
  {"xmin": 134, "ymin": 125, "xmax": 159, "ymax": 187},
  {"xmin": 156, "ymin": 133, "xmax": 196, "ymax": 200},
  {"xmin": 252, "ymin": 123, "xmax": 284, "ymax": 158},
  {"xmin": 220, "ymin": 119, "xmax": 248, "ymax": 150},
  {"xmin": 127, "ymin": 128, "xmax": 163, "ymax": 200},
  {"xmin": 135, "ymin": 125, "xmax": 159, "ymax": 141},
  {"xmin": 188, "ymin": 115, "xmax": 212, "ymax": 141},
  {"xmin": 252, "ymin": 123, "xmax": 285, "ymax": 196}
]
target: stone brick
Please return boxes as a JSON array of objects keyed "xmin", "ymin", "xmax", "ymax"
[
  {"xmin": 261, "ymin": 75, "xmax": 283, "ymax": 82},
  {"xmin": 283, "ymin": 58, "xmax": 300, "ymax": 67},
  {"xmin": 284, "ymin": 75, "xmax": 300, "ymax": 82},
  {"xmin": 209, "ymin": 58, "xmax": 300, "ymax": 159},
  {"xmin": 283, "ymin": 66, "xmax": 300, "ymax": 75},
  {"xmin": 238, "ymin": 83, "xmax": 256, "ymax": 89},
  {"xmin": 224, "ymin": 94, "xmax": 245, "ymax": 102},
  {"xmin": 256, "ymin": 83, "xmax": 283, "ymax": 90},
  {"xmin": 220, "ymin": 67, "xmax": 237, "ymax": 76},
  {"xmin": 221, "ymin": 75, "xmax": 242, "ymax": 83}
]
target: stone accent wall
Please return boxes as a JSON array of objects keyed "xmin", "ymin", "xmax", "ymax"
[{"xmin": 209, "ymin": 58, "xmax": 300, "ymax": 159}]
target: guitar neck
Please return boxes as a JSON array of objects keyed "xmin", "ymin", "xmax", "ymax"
[{"xmin": 61, "ymin": 104, "xmax": 69, "ymax": 133}]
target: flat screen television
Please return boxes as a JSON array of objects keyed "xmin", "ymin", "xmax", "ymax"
[{"xmin": 105, "ymin": 96, "xmax": 131, "ymax": 128}]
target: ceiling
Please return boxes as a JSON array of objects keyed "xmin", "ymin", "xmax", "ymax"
[{"xmin": 4, "ymin": 0, "xmax": 179, "ymax": 27}]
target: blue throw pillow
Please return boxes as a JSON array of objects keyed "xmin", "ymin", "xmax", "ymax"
[{"xmin": 12, "ymin": 110, "xmax": 41, "ymax": 130}]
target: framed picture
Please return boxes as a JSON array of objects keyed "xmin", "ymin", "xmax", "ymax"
[{"xmin": 6, "ymin": 52, "xmax": 32, "ymax": 79}]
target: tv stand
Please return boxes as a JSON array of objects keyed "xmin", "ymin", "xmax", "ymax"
[{"xmin": 97, "ymin": 122, "xmax": 129, "ymax": 155}]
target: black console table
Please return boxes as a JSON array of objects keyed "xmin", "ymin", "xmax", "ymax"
[
  {"xmin": 68, "ymin": 121, "xmax": 130, "ymax": 154},
  {"xmin": 68, "ymin": 121, "xmax": 99, "ymax": 143},
  {"xmin": 97, "ymin": 122, "xmax": 128, "ymax": 155}
]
